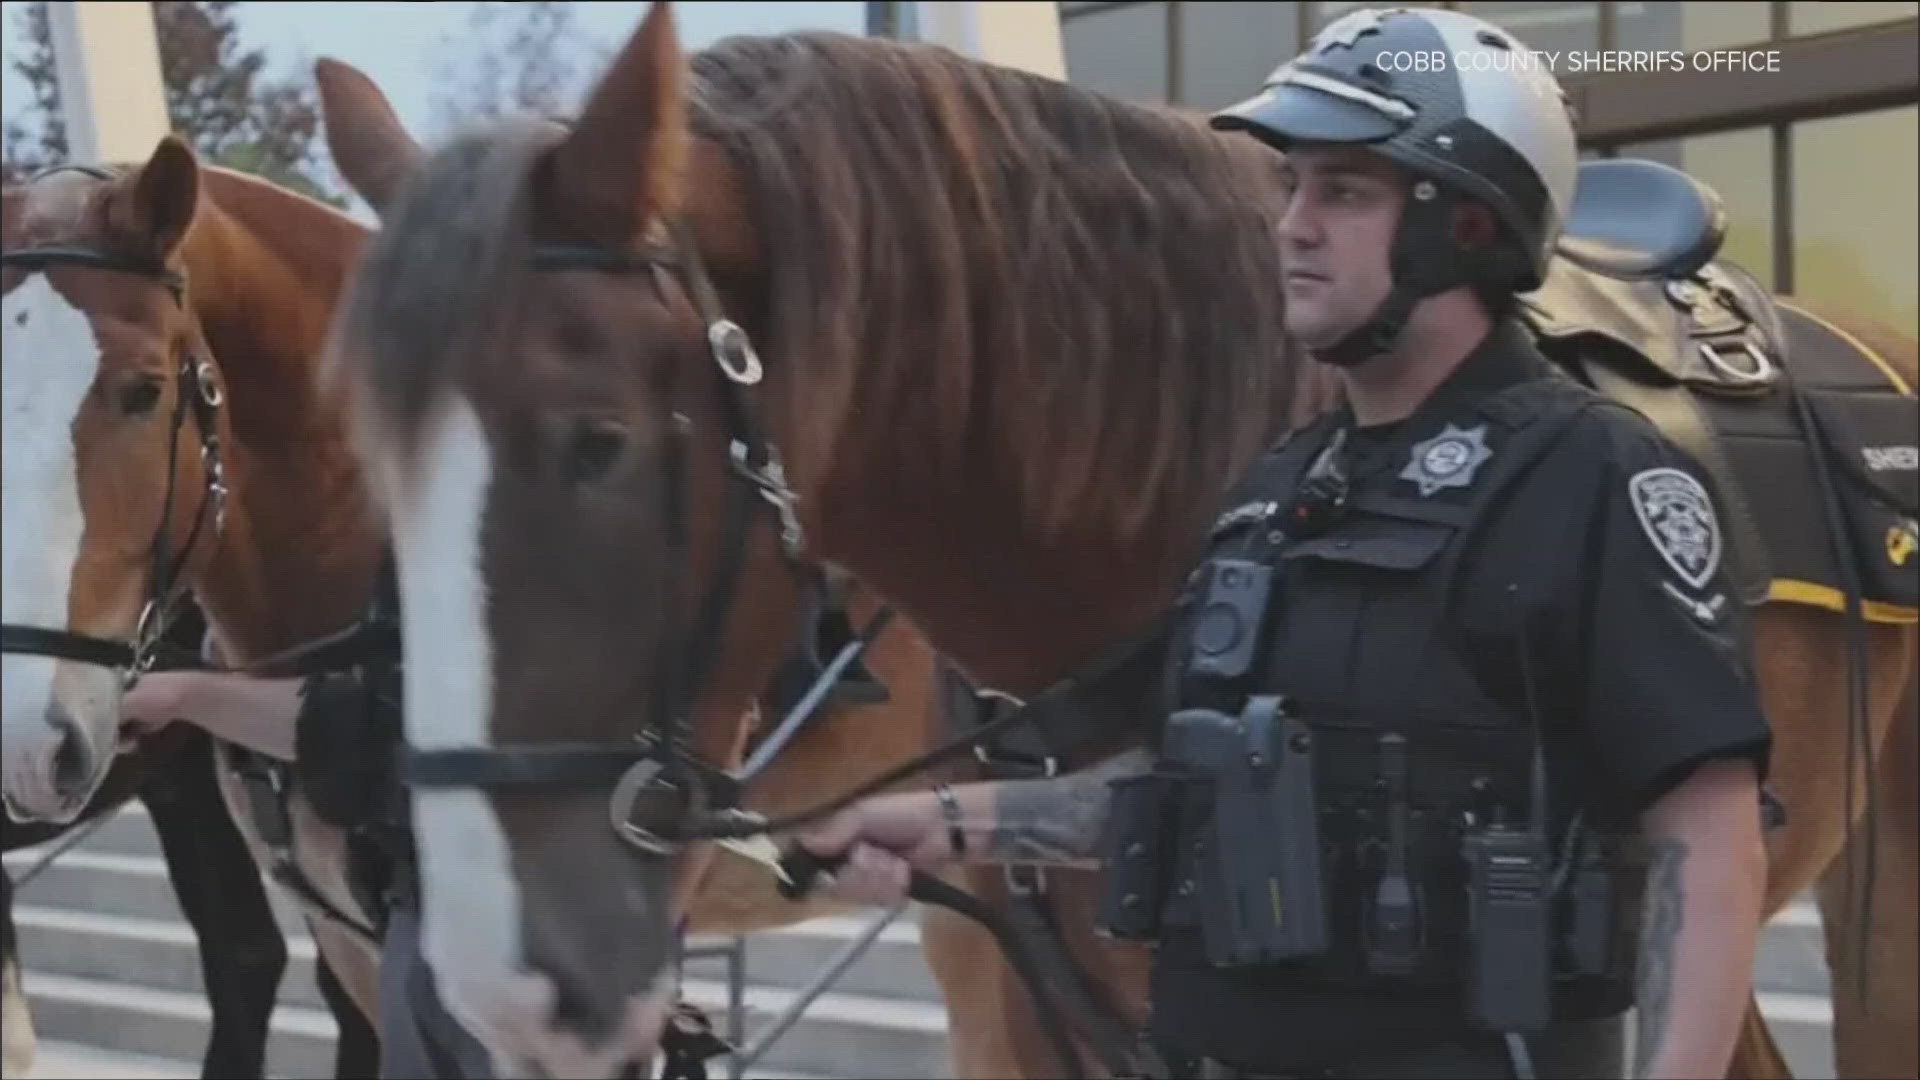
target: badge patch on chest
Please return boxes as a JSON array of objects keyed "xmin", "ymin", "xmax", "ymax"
[
  {"xmin": 1630, "ymin": 467, "xmax": 1723, "ymax": 589},
  {"xmin": 1401, "ymin": 423, "xmax": 1493, "ymax": 497}
]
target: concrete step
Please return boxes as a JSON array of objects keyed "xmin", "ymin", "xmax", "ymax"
[
  {"xmin": 685, "ymin": 914, "xmax": 943, "ymax": 1003},
  {"xmin": 679, "ymin": 976, "xmax": 952, "ymax": 1080},
  {"xmin": 1754, "ymin": 991, "xmax": 1836, "ymax": 1080},
  {"xmin": 20, "ymin": 971, "xmax": 339, "ymax": 1080},
  {"xmin": 4, "ymin": 849, "xmax": 312, "ymax": 939},
  {"xmin": 21, "ymin": 1038, "xmax": 202, "ymax": 1080},
  {"xmin": 12, "ymin": 905, "xmax": 333, "ymax": 1012}
]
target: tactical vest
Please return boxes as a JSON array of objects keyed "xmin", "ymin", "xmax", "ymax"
[{"xmin": 1099, "ymin": 371, "xmax": 1647, "ymax": 1048}]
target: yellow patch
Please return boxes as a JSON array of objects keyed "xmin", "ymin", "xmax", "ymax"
[{"xmin": 1888, "ymin": 521, "xmax": 1919, "ymax": 567}]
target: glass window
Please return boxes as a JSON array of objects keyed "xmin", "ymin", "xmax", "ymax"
[
  {"xmin": 1613, "ymin": 1, "xmax": 1771, "ymax": 52},
  {"xmin": 1793, "ymin": 105, "xmax": 1919, "ymax": 337},
  {"xmin": 1315, "ymin": 0, "xmax": 1447, "ymax": 30},
  {"xmin": 1615, "ymin": 128, "xmax": 1774, "ymax": 288},
  {"xmin": 1457, "ymin": 2, "xmax": 1602, "ymax": 55},
  {"xmin": 1177, "ymin": 2, "xmax": 1299, "ymax": 111},
  {"xmin": 1062, "ymin": 1, "xmax": 1171, "ymax": 105},
  {"xmin": 1791, "ymin": 2, "xmax": 1919, "ymax": 35}
]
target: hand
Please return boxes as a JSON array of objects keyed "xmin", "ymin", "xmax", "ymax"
[{"xmin": 788, "ymin": 791, "xmax": 958, "ymax": 905}]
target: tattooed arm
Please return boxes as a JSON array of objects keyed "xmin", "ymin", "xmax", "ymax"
[
  {"xmin": 1629, "ymin": 756, "xmax": 1769, "ymax": 1080},
  {"xmin": 791, "ymin": 749, "xmax": 1158, "ymax": 880}
]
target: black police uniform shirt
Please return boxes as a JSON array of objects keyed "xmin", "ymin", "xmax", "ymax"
[{"xmin": 1146, "ymin": 319, "xmax": 1773, "ymax": 1064}]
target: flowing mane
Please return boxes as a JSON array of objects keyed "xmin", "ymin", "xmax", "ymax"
[{"xmin": 687, "ymin": 31, "xmax": 1326, "ymax": 540}]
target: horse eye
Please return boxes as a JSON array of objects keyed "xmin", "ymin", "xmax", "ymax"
[
  {"xmin": 118, "ymin": 377, "xmax": 164, "ymax": 417},
  {"xmin": 563, "ymin": 421, "xmax": 629, "ymax": 483}
]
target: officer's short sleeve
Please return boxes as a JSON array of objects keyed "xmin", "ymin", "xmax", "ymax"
[{"xmin": 1571, "ymin": 408, "xmax": 1773, "ymax": 816}]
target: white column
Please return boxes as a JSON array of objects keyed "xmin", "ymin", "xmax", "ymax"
[
  {"xmin": 914, "ymin": 1, "xmax": 1066, "ymax": 81},
  {"xmin": 48, "ymin": 1, "xmax": 171, "ymax": 164}
]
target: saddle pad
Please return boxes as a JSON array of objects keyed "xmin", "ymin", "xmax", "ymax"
[{"xmin": 1688, "ymin": 303, "xmax": 1918, "ymax": 622}]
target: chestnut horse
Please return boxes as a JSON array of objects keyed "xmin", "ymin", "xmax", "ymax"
[
  {"xmin": 0, "ymin": 141, "xmax": 396, "ymax": 1067},
  {"xmin": 313, "ymin": 6, "xmax": 1917, "ymax": 1078}
]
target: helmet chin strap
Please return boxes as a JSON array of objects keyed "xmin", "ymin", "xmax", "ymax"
[{"xmin": 1305, "ymin": 182, "xmax": 1482, "ymax": 371}]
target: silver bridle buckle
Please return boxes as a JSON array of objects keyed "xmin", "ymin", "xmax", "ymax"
[
  {"xmin": 610, "ymin": 758, "xmax": 684, "ymax": 858},
  {"xmin": 708, "ymin": 320, "xmax": 764, "ymax": 385}
]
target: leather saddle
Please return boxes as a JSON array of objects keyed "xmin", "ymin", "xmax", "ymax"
[
  {"xmin": 1519, "ymin": 157, "xmax": 1792, "ymax": 604},
  {"xmin": 1524, "ymin": 157, "xmax": 1785, "ymax": 399}
]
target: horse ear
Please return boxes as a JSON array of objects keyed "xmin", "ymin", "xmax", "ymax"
[
  {"xmin": 110, "ymin": 135, "xmax": 199, "ymax": 260},
  {"xmin": 315, "ymin": 57, "xmax": 424, "ymax": 216},
  {"xmin": 545, "ymin": 1, "xmax": 688, "ymax": 238}
]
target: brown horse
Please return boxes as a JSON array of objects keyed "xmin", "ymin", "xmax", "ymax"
[
  {"xmin": 0, "ymin": 139, "xmax": 399, "ymax": 1057},
  {"xmin": 313, "ymin": 5, "xmax": 1918, "ymax": 1078}
]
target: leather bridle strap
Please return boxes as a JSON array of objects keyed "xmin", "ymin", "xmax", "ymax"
[{"xmin": 0, "ymin": 242, "xmax": 225, "ymax": 683}]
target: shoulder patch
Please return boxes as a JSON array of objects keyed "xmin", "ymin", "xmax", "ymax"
[{"xmin": 1628, "ymin": 467, "xmax": 1722, "ymax": 590}]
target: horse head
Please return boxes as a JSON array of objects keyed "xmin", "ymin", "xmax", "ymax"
[
  {"xmin": 2, "ymin": 137, "xmax": 229, "ymax": 824},
  {"xmin": 316, "ymin": 6, "xmax": 809, "ymax": 1074}
]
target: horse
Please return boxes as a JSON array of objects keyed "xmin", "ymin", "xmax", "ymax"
[
  {"xmin": 0, "ymin": 142, "xmax": 390, "ymax": 1074},
  {"xmin": 311, "ymin": 5, "xmax": 1918, "ymax": 1078},
  {"xmin": 1, "ymin": 596, "xmax": 374, "ymax": 1080}
]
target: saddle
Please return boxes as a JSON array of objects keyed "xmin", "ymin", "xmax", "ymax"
[{"xmin": 1518, "ymin": 157, "xmax": 1918, "ymax": 622}]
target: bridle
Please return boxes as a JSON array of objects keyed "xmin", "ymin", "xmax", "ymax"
[
  {"xmin": 0, "ymin": 164, "xmax": 229, "ymax": 687},
  {"xmin": 393, "ymin": 216, "xmax": 819, "ymax": 851}
]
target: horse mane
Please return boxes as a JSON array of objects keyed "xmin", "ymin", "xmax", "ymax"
[
  {"xmin": 686, "ymin": 31, "xmax": 1323, "ymax": 542},
  {"xmin": 323, "ymin": 114, "xmax": 567, "ymax": 454}
]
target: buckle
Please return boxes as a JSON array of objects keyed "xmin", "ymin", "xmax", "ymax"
[
  {"xmin": 1005, "ymin": 862, "xmax": 1048, "ymax": 897},
  {"xmin": 1698, "ymin": 338, "xmax": 1776, "ymax": 387}
]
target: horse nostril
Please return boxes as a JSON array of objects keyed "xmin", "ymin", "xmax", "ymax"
[{"xmin": 46, "ymin": 703, "xmax": 96, "ymax": 798}]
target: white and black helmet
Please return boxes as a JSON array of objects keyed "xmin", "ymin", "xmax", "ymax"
[
  {"xmin": 1212, "ymin": 8, "xmax": 1580, "ymax": 364},
  {"xmin": 1215, "ymin": 6, "xmax": 1578, "ymax": 291}
]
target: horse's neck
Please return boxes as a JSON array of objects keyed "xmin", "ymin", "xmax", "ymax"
[{"xmin": 181, "ymin": 175, "xmax": 383, "ymax": 660}]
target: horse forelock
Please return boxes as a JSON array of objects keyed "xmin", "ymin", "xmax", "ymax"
[
  {"xmin": 3, "ymin": 165, "xmax": 136, "ymax": 264},
  {"xmin": 327, "ymin": 115, "xmax": 567, "ymax": 469},
  {"xmin": 685, "ymin": 32, "xmax": 1318, "ymax": 549}
]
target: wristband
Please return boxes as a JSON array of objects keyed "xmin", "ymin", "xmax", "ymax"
[{"xmin": 933, "ymin": 783, "xmax": 966, "ymax": 858}]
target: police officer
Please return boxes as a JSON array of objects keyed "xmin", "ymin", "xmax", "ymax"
[{"xmin": 790, "ymin": 8, "xmax": 1772, "ymax": 1079}]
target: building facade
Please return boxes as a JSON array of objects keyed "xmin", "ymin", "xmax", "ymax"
[
  {"xmin": 1049, "ymin": 1, "xmax": 1918, "ymax": 338},
  {"xmin": 871, "ymin": 2, "xmax": 1920, "ymax": 339}
]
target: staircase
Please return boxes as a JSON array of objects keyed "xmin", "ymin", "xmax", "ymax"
[{"xmin": 6, "ymin": 801, "xmax": 1839, "ymax": 1079}]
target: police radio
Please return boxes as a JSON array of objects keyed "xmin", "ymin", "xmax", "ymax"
[{"xmin": 1462, "ymin": 619, "xmax": 1555, "ymax": 1036}]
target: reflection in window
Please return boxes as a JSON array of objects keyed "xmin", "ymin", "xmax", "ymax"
[
  {"xmin": 1062, "ymin": 1, "xmax": 1171, "ymax": 104},
  {"xmin": 1793, "ymin": 106, "xmax": 1919, "ymax": 337},
  {"xmin": 1177, "ymin": 2, "xmax": 1299, "ymax": 111},
  {"xmin": 1614, "ymin": 1, "xmax": 1770, "ymax": 52},
  {"xmin": 1790, "ymin": 2, "xmax": 1919, "ymax": 35},
  {"xmin": 1457, "ymin": 3, "xmax": 1602, "ymax": 54}
]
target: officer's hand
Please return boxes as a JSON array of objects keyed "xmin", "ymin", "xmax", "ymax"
[
  {"xmin": 806, "ymin": 841, "xmax": 914, "ymax": 907},
  {"xmin": 791, "ymin": 791, "xmax": 958, "ymax": 880}
]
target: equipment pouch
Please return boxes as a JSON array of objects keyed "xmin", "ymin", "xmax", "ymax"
[
  {"xmin": 1558, "ymin": 829, "xmax": 1646, "ymax": 985},
  {"xmin": 1164, "ymin": 696, "xmax": 1329, "ymax": 967},
  {"xmin": 1096, "ymin": 770, "xmax": 1183, "ymax": 942}
]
